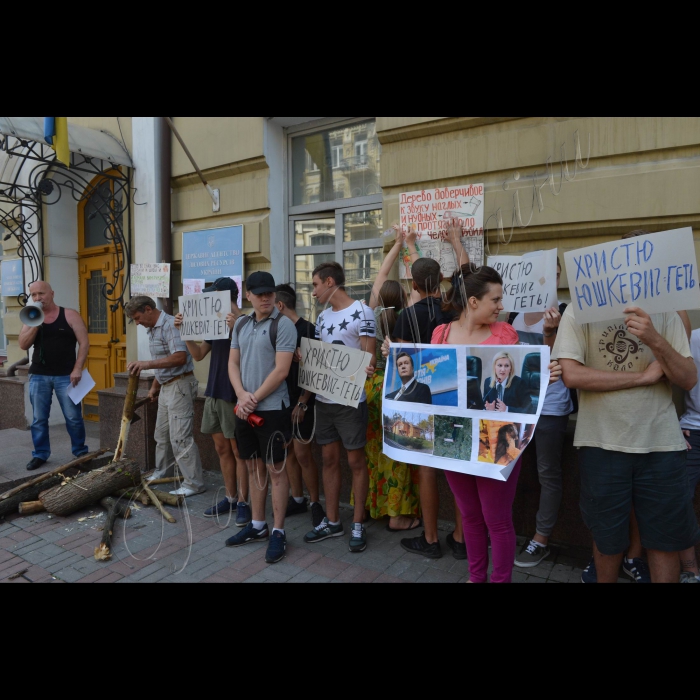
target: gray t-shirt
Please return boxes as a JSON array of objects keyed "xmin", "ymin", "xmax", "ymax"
[{"xmin": 230, "ymin": 308, "xmax": 297, "ymax": 412}]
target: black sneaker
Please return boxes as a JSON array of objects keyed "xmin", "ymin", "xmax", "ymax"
[
  {"xmin": 204, "ymin": 498, "xmax": 237, "ymax": 519},
  {"xmin": 26, "ymin": 458, "xmax": 47, "ymax": 472},
  {"xmin": 446, "ymin": 533, "xmax": 467, "ymax": 561},
  {"xmin": 265, "ymin": 531, "xmax": 287, "ymax": 564},
  {"xmin": 226, "ymin": 523, "xmax": 269, "ymax": 548},
  {"xmin": 311, "ymin": 502, "xmax": 326, "ymax": 528},
  {"xmin": 401, "ymin": 532, "xmax": 443, "ymax": 560},
  {"xmin": 285, "ymin": 497, "xmax": 308, "ymax": 518}
]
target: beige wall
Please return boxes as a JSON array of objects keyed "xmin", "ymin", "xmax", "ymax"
[{"xmin": 377, "ymin": 117, "xmax": 700, "ymax": 309}]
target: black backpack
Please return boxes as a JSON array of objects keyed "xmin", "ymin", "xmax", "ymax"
[{"xmin": 235, "ymin": 314, "xmax": 280, "ymax": 350}]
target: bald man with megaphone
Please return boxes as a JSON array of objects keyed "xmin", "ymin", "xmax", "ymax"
[{"xmin": 18, "ymin": 281, "xmax": 90, "ymax": 472}]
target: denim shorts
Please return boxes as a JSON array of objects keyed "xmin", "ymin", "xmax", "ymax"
[{"xmin": 579, "ymin": 448, "xmax": 700, "ymax": 555}]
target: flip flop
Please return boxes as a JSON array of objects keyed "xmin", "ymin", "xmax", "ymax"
[{"xmin": 386, "ymin": 518, "xmax": 422, "ymax": 534}]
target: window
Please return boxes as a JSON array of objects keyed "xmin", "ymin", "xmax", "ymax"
[
  {"xmin": 291, "ymin": 119, "xmax": 380, "ymax": 207},
  {"xmin": 290, "ymin": 119, "xmax": 383, "ymax": 323}
]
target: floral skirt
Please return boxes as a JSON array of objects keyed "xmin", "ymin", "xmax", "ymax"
[{"xmin": 362, "ymin": 370, "xmax": 421, "ymax": 519}]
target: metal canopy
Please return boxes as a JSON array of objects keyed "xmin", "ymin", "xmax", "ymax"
[{"xmin": 0, "ymin": 117, "xmax": 132, "ymax": 167}]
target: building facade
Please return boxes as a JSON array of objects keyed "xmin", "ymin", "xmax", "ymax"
[{"xmin": 2, "ymin": 116, "xmax": 700, "ymax": 428}]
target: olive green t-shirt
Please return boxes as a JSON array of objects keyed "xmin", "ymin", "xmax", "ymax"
[{"xmin": 553, "ymin": 308, "xmax": 691, "ymax": 454}]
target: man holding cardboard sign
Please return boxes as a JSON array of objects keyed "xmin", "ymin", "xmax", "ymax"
[
  {"xmin": 303, "ymin": 262, "xmax": 376, "ymax": 554},
  {"xmin": 556, "ymin": 229, "xmax": 700, "ymax": 584}
]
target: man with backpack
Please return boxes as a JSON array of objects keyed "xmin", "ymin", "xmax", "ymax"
[{"xmin": 226, "ymin": 272, "xmax": 297, "ymax": 565}]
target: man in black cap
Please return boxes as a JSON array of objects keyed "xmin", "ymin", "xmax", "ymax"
[
  {"xmin": 175, "ymin": 278, "xmax": 251, "ymax": 527},
  {"xmin": 226, "ymin": 272, "xmax": 298, "ymax": 565}
]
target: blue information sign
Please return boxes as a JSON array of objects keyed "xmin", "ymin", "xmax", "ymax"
[
  {"xmin": 1, "ymin": 259, "xmax": 24, "ymax": 297},
  {"xmin": 182, "ymin": 226, "xmax": 244, "ymax": 284}
]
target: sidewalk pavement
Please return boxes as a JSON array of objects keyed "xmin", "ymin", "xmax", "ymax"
[
  {"xmin": 0, "ymin": 423, "xmax": 101, "ymax": 485},
  {"xmin": 0, "ymin": 463, "xmax": 630, "ymax": 584}
]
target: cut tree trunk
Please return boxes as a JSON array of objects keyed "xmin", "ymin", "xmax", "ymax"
[
  {"xmin": 0, "ymin": 476, "xmax": 64, "ymax": 518},
  {"xmin": 39, "ymin": 460, "xmax": 141, "ymax": 518},
  {"xmin": 19, "ymin": 501, "xmax": 46, "ymax": 515},
  {"xmin": 94, "ymin": 497, "xmax": 132, "ymax": 562},
  {"xmin": 0, "ymin": 450, "xmax": 108, "ymax": 503}
]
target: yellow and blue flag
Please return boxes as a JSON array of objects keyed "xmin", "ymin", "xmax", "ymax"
[{"xmin": 44, "ymin": 117, "xmax": 70, "ymax": 167}]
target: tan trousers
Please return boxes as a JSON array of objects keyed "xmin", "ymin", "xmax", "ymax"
[{"xmin": 153, "ymin": 377, "xmax": 204, "ymax": 491}]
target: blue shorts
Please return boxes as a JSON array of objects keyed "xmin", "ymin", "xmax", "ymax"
[{"xmin": 579, "ymin": 448, "xmax": 700, "ymax": 556}]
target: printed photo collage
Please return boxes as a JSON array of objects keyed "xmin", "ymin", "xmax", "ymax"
[{"xmin": 382, "ymin": 344, "xmax": 551, "ymax": 479}]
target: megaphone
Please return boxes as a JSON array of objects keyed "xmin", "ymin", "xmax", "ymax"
[{"xmin": 20, "ymin": 302, "xmax": 45, "ymax": 328}]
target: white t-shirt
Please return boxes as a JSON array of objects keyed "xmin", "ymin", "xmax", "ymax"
[
  {"xmin": 512, "ymin": 311, "xmax": 574, "ymax": 417},
  {"xmin": 315, "ymin": 300, "xmax": 376, "ymax": 405},
  {"xmin": 681, "ymin": 330, "xmax": 700, "ymax": 430}
]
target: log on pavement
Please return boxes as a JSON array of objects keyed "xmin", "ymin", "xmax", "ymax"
[
  {"xmin": 39, "ymin": 460, "xmax": 141, "ymax": 518},
  {"xmin": 94, "ymin": 497, "xmax": 132, "ymax": 562}
]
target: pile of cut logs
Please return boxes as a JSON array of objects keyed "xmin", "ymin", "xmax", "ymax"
[{"xmin": 0, "ymin": 376, "xmax": 181, "ymax": 563}]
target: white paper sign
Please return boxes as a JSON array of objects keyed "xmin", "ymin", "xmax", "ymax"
[
  {"xmin": 382, "ymin": 344, "xmax": 551, "ymax": 482},
  {"xmin": 178, "ymin": 291, "xmax": 231, "ymax": 342},
  {"xmin": 299, "ymin": 338, "xmax": 373, "ymax": 409},
  {"xmin": 183, "ymin": 279, "xmax": 206, "ymax": 296},
  {"xmin": 67, "ymin": 371, "xmax": 96, "ymax": 406},
  {"xmin": 565, "ymin": 228, "xmax": 700, "ymax": 324},
  {"xmin": 488, "ymin": 249, "xmax": 559, "ymax": 313},
  {"xmin": 399, "ymin": 185, "xmax": 485, "ymax": 279},
  {"xmin": 131, "ymin": 264, "xmax": 171, "ymax": 298}
]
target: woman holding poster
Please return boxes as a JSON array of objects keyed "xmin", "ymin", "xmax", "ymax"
[
  {"xmin": 362, "ymin": 227, "xmax": 421, "ymax": 532},
  {"xmin": 433, "ymin": 264, "xmax": 562, "ymax": 584}
]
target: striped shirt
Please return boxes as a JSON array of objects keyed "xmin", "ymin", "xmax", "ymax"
[{"xmin": 147, "ymin": 312, "xmax": 194, "ymax": 384}]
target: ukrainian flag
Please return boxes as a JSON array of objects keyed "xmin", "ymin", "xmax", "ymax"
[{"xmin": 44, "ymin": 117, "xmax": 70, "ymax": 167}]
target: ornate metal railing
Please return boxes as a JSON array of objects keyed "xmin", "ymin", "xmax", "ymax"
[{"xmin": 0, "ymin": 133, "xmax": 131, "ymax": 309}]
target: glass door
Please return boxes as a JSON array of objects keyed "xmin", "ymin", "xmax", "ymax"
[{"xmin": 291, "ymin": 205, "xmax": 383, "ymax": 323}]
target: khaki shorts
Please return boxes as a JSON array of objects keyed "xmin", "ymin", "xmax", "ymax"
[{"xmin": 201, "ymin": 397, "xmax": 238, "ymax": 440}]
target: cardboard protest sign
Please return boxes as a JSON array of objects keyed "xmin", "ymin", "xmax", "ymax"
[
  {"xmin": 131, "ymin": 264, "xmax": 171, "ymax": 297},
  {"xmin": 565, "ymin": 228, "xmax": 700, "ymax": 325},
  {"xmin": 177, "ymin": 291, "xmax": 230, "ymax": 342},
  {"xmin": 382, "ymin": 343, "xmax": 551, "ymax": 482},
  {"xmin": 399, "ymin": 185, "xmax": 485, "ymax": 279},
  {"xmin": 488, "ymin": 249, "xmax": 559, "ymax": 313},
  {"xmin": 299, "ymin": 338, "xmax": 373, "ymax": 409}
]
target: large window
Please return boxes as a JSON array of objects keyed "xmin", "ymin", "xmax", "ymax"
[{"xmin": 290, "ymin": 119, "xmax": 383, "ymax": 322}]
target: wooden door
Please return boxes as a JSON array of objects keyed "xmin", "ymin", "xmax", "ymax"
[{"xmin": 79, "ymin": 255, "xmax": 126, "ymax": 421}]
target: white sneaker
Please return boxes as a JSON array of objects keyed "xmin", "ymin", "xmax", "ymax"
[{"xmin": 170, "ymin": 486, "xmax": 205, "ymax": 498}]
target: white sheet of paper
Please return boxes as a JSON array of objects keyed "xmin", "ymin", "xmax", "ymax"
[{"xmin": 68, "ymin": 371, "xmax": 96, "ymax": 406}]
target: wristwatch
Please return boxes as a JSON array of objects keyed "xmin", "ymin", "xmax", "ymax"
[{"xmin": 297, "ymin": 402, "xmax": 309, "ymax": 412}]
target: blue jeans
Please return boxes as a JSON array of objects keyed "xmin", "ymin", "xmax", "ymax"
[{"xmin": 29, "ymin": 375, "xmax": 88, "ymax": 462}]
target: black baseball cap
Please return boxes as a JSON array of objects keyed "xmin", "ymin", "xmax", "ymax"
[
  {"xmin": 204, "ymin": 277, "xmax": 239, "ymax": 295},
  {"xmin": 246, "ymin": 271, "xmax": 276, "ymax": 295}
]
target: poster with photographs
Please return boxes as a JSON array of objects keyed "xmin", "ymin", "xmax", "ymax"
[{"xmin": 382, "ymin": 344, "xmax": 551, "ymax": 482}]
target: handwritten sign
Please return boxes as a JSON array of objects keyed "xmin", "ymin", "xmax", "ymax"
[
  {"xmin": 182, "ymin": 226, "xmax": 244, "ymax": 283},
  {"xmin": 565, "ymin": 228, "xmax": 700, "ymax": 324},
  {"xmin": 131, "ymin": 264, "xmax": 171, "ymax": 298},
  {"xmin": 178, "ymin": 291, "xmax": 231, "ymax": 342},
  {"xmin": 1, "ymin": 259, "xmax": 24, "ymax": 297},
  {"xmin": 399, "ymin": 185, "xmax": 484, "ymax": 279},
  {"xmin": 183, "ymin": 279, "xmax": 205, "ymax": 296},
  {"xmin": 489, "ymin": 249, "xmax": 559, "ymax": 313},
  {"xmin": 299, "ymin": 338, "xmax": 373, "ymax": 409}
]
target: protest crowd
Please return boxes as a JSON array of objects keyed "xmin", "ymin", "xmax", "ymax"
[{"xmin": 121, "ymin": 225, "xmax": 700, "ymax": 584}]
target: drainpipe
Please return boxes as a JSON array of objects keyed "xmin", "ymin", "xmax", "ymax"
[{"xmin": 156, "ymin": 117, "xmax": 173, "ymax": 315}]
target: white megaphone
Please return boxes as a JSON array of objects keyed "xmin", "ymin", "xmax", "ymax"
[{"xmin": 20, "ymin": 302, "xmax": 45, "ymax": 328}]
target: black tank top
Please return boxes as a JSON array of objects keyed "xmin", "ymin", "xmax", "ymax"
[{"xmin": 30, "ymin": 307, "xmax": 78, "ymax": 377}]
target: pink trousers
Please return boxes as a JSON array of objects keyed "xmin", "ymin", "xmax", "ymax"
[{"xmin": 446, "ymin": 459, "xmax": 522, "ymax": 584}]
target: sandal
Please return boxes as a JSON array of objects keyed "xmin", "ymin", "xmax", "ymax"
[{"xmin": 386, "ymin": 518, "xmax": 422, "ymax": 533}]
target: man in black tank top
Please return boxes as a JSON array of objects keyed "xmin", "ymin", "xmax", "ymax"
[{"xmin": 19, "ymin": 282, "xmax": 90, "ymax": 472}]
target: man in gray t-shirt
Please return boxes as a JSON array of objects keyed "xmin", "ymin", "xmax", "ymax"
[{"xmin": 226, "ymin": 272, "xmax": 297, "ymax": 565}]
